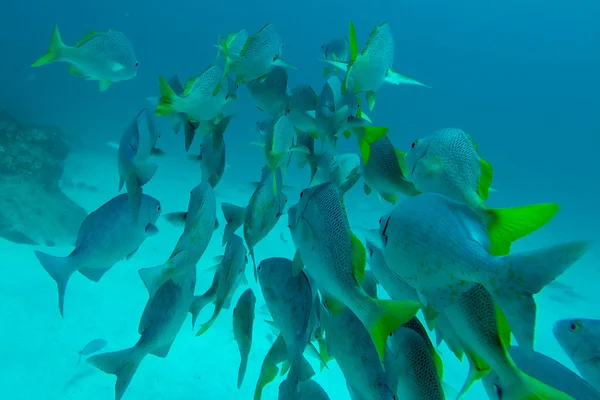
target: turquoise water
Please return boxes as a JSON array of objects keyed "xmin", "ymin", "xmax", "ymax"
[{"xmin": 1, "ymin": 0, "xmax": 599, "ymax": 399}]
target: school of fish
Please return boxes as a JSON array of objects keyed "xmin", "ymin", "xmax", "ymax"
[{"xmin": 30, "ymin": 20, "xmax": 595, "ymax": 400}]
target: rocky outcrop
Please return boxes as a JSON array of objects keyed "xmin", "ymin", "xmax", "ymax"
[{"xmin": 0, "ymin": 110, "xmax": 87, "ymax": 246}]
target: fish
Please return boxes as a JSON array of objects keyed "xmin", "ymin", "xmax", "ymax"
[
  {"xmin": 196, "ymin": 234, "xmax": 248, "ymax": 336},
  {"xmin": 155, "ymin": 65, "xmax": 237, "ymax": 123},
  {"xmin": 309, "ymin": 151, "xmax": 362, "ymax": 194},
  {"xmin": 35, "ymin": 193, "xmax": 160, "ymax": 316},
  {"xmin": 483, "ymin": 346, "xmax": 600, "ymax": 400},
  {"xmin": 362, "ymin": 135, "xmax": 420, "ymax": 204},
  {"xmin": 88, "ymin": 266, "xmax": 197, "ymax": 400},
  {"xmin": 198, "ymin": 115, "xmax": 233, "ymax": 188},
  {"xmin": 31, "ymin": 25, "xmax": 138, "ymax": 91},
  {"xmin": 214, "ymin": 29, "xmax": 249, "ymax": 61},
  {"xmin": 148, "ymin": 75, "xmax": 198, "ymax": 150},
  {"xmin": 320, "ymin": 272, "xmax": 397, "ymax": 400},
  {"xmin": 76, "ymin": 338, "xmax": 108, "ymax": 366},
  {"xmin": 379, "ymin": 192, "xmax": 590, "ymax": 351},
  {"xmin": 254, "ymin": 333, "xmax": 289, "ymax": 400},
  {"xmin": 440, "ymin": 283, "xmax": 573, "ymax": 399},
  {"xmin": 288, "ymin": 182, "xmax": 420, "ymax": 359},
  {"xmin": 233, "ymin": 288, "xmax": 257, "ymax": 389},
  {"xmin": 265, "ymin": 114, "xmax": 307, "ymax": 191},
  {"xmin": 138, "ymin": 181, "xmax": 217, "ymax": 297},
  {"xmin": 257, "ymin": 257, "xmax": 316, "ymax": 390},
  {"xmin": 323, "ymin": 21, "xmax": 429, "ymax": 110},
  {"xmin": 247, "ymin": 66, "xmax": 289, "ymax": 117},
  {"xmin": 554, "ymin": 318, "xmax": 600, "ymax": 392},
  {"xmin": 404, "ymin": 128, "xmax": 560, "ymax": 256},
  {"xmin": 221, "ymin": 166, "xmax": 287, "ymax": 279},
  {"xmin": 321, "ymin": 37, "xmax": 349, "ymax": 77},
  {"xmin": 286, "ymin": 84, "xmax": 319, "ymax": 134},
  {"xmin": 214, "ymin": 23, "xmax": 295, "ymax": 94},
  {"xmin": 117, "ymin": 109, "xmax": 159, "ymax": 222}
]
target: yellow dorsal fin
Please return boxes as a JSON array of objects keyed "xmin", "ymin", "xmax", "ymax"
[
  {"xmin": 487, "ymin": 202, "xmax": 559, "ymax": 256},
  {"xmin": 183, "ymin": 76, "xmax": 198, "ymax": 96},
  {"xmin": 348, "ymin": 21, "xmax": 358, "ymax": 62},
  {"xmin": 433, "ymin": 350, "xmax": 444, "ymax": 379},
  {"xmin": 478, "ymin": 158, "xmax": 494, "ymax": 201},
  {"xmin": 350, "ymin": 230, "xmax": 366, "ymax": 284},
  {"xmin": 75, "ymin": 31, "xmax": 107, "ymax": 47}
]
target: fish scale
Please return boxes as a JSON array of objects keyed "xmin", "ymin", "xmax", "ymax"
[{"xmin": 80, "ymin": 32, "xmax": 136, "ymax": 66}]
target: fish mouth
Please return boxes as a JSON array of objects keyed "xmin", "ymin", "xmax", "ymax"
[
  {"xmin": 409, "ymin": 144, "xmax": 429, "ymax": 176},
  {"xmin": 381, "ymin": 216, "xmax": 391, "ymax": 246}
]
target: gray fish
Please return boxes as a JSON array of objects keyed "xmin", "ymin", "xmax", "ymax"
[
  {"xmin": 118, "ymin": 109, "xmax": 159, "ymax": 222},
  {"xmin": 286, "ymin": 84, "xmax": 319, "ymax": 134},
  {"xmin": 247, "ymin": 66, "xmax": 289, "ymax": 117},
  {"xmin": 554, "ymin": 318, "xmax": 600, "ymax": 392},
  {"xmin": 138, "ymin": 181, "xmax": 218, "ymax": 297},
  {"xmin": 35, "ymin": 193, "xmax": 161, "ymax": 316},
  {"xmin": 362, "ymin": 135, "xmax": 420, "ymax": 204},
  {"xmin": 310, "ymin": 151, "xmax": 361, "ymax": 194},
  {"xmin": 196, "ymin": 234, "xmax": 248, "ymax": 336},
  {"xmin": 88, "ymin": 266, "xmax": 197, "ymax": 400},
  {"xmin": 321, "ymin": 37, "xmax": 349, "ymax": 78},
  {"xmin": 221, "ymin": 167, "xmax": 287, "ymax": 280},
  {"xmin": 233, "ymin": 288, "xmax": 257, "ymax": 389},
  {"xmin": 32, "ymin": 25, "xmax": 138, "ymax": 91},
  {"xmin": 258, "ymin": 257, "xmax": 316, "ymax": 390},
  {"xmin": 198, "ymin": 115, "xmax": 232, "ymax": 188},
  {"xmin": 483, "ymin": 346, "xmax": 600, "ymax": 400},
  {"xmin": 76, "ymin": 338, "xmax": 108, "ymax": 366}
]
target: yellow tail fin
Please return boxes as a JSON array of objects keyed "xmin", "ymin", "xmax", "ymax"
[
  {"xmin": 367, "ymin": 299, "xmax": 421, "ymax": 360},
  {"xmin": 155, "ymin": 76, "xmax": 179, "ymax": 116},
  {"xmin": 487, "ymin": 203, "xmax": 559, "ymax": 256},
  {"xmin": 31, "ymin": 24, "xmax": 66, "ymax": 67}
]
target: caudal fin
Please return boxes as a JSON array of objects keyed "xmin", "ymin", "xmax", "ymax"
[
  {"xmin": 503, "ymin": 370, "xmax": 574, "ymax": 400},
  {"xmin": 220, "ymin": 202, "xmax": 245, "ymax": 246},
  {"xmin": 487, "ymin": 202, "xmax": 559, "ymax": 256},
  {"xmin": 34, "ymin": 251, "xmax": 73, "ymax": 317},
  {"xmin": 87, "ymin": 347, "xmax": 144, "ymax": 400},
  {"xmin": 492, "ymin": 241, "xmax": 590, "ymax": 350},
  {"xmin": 366, "ymin": 298, "xmax": 421, "ymax": 360},
  {"xmin": 31, "ymin": 25, "xmax": 66, "ymax": 67},
  {"xmin": 355, "ymin": 126, "xmax": 389, "ymax": 164},
  {"xmin": 155, "ymin": 76, "xmax": 180, "ymax": 116}
]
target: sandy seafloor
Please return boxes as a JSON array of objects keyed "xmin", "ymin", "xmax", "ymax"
[{"xmin": 1, "ymin": 142, "xmax": 598, "ymax": 400}]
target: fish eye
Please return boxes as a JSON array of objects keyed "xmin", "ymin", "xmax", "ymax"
[
  {"xmin": 300, "ymin": 190, "xmax": 305, "ymax": 198},
  {"xmin": 569, "ymin": 320, "xmax": 583, "ymax": 332},
  {"xmin": 379, "ymin": 217, "xmax": 382, "ymax": 224},
  {"xmin": 135, "ymin": 62, "xmax": 139, "ymax": 67},
  {"xmin": 411, "ymin": 141, "xmax": 416, "ymax": 148},
  {"xmin": 236, "ymin": 84, "xmax": 239, "ymax": 89},
  {"xmin": 157, "ymin": 205, "xmax": 161, "ymax": 211},
  {"xmin": 272, "ymin": 55, "xmax": 277, "ymax": 61},
  {"xmin": 368, "ymin": 247, "xmax": 373, "ymax": 257}
]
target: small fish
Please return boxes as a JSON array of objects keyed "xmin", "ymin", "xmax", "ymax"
[
  {"xmin": 247, "ymin": 66, "xmax": 289, "ymax": 117},
  {"xmin": 35, "ymin": 193, "xmax": 161, "ymax": 316},
  {"xmin": 288, "ymin": 182, "xmax": 420, "ymax": 359},
  {"xmin": 254, "ymin": 333, "xmax": 289, "ymax": 400},
  {"xmin": 214, "ymin": 29, "xmax": 249, "ymax": 61},
  {"xmin": 221, "ymin": 166, "xmax": 287, "ymax": 279},
  {"xmin": 258, "ymin": 258, "xmax": 316, "ymax": 390},
  {"xmin": 321, "ymin": 37, "xmax": 349, "ymax": 77},
  {"xmin": 214, "ymin": 23, "xmax": 295, "ymax": 94},
  {"xmin": 148, "ymin": 75, "xmax": 197, "ymax": 149},
  {"xmin": 362, "ymin": 135, "xmax": 419, "ymax": 204},
  {"xmin": 117, "ymin": 109, "xmax": 159, "ymax": 222},
  {"xmin": 323, "ymin": 21, "xmax": 429, "ymax": 110},
  {"xmin": 379, "ymin": 192, "xmax": 589, "ymax": 351},
  {"xmin": 264, "ymin": 115, "xmax": 307, "ymax": 191},
  {"xmin": 404, "ymin": 128, "xmax": 560, "ymax": 256},
  {"xmin": 309, "ymin": 151, "xmax": 361, "ymax": 194},
  {"xmin": 483, "ymin": 346, "xmax": 600, "ymax": 400},
  {"xmin": 233, "ymin": 288, "xmax": 257, "ymax": 389},
  {"xmin": 138, "ymin": 181, "xmax": 218, "ymax": 297},
  {"xmin": 88, "ymin": 266, "xmax": 197, "ymax": 400},
  {"xmin": 32, "ymin": 25, "xmax": 138, "ymax": 91},
  {"xmin": 196, "ymin": 234, "xmax": 248, "ymax": 336},
  {"xmin": 198, "ymin": 115, "xmax": 233, "ymax": 188},
  {"xmin": 156, "ymin": 65, "xmax": 237, "ymax": 123},
  {"xmin": 554, "ymin": 318, "xmax": 600, "ymax": 392},
  {"xmin": 76, "ymin": 338, "xmax": 108, "ymax": 366}
]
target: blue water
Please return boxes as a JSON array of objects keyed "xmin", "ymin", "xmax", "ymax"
[{"xmin": 1, "ymin": 0, "xmax": 598, "ymax": 399}]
